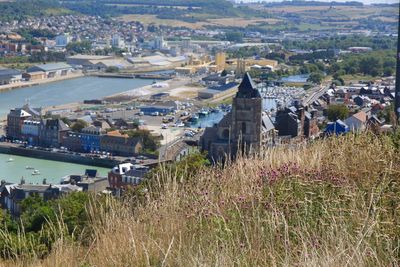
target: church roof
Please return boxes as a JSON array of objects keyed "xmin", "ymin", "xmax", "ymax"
[
  {"xmin": 218, "ymin": 112, "xmax": 232, "ymax": 127},
  {"xmin": 262, "ymin": 114, "xmax": 275, "ymax": 132},
  {"xmin": 236, "ymin": 73, "xmax": 261, "ymax": 99}
]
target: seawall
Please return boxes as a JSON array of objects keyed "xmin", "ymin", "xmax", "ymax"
[{"xmin": 0, "ymin": 145, "xmax": 118, "ymax": 168}]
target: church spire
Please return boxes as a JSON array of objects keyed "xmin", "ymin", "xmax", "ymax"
[{"xmin": 236, "ymin": 73, "xmax": 261, "ymax": 98}]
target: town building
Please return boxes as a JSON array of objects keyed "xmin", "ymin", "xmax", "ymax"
[
  {"xmin": 55, "ymin": 33, "xmax": 72, "ymax": 47},
  {"xmin": 236, "ymin": 58, "xmax": 246, "ymax": 77},
  {"xmin": 22, "ymin": 71, "xmax": 46, "ymax": 81},
  {"xmin": 275, "ymin": 107, "xmax": 302, "ymax": 138},
  {"xmin": 344, "ymin": 111, "xmax": 368, "ymax": 132},
  {"xmin": 108, "ymin": 163, "xmax": 149, "ymax": 195},
  {"xmin": 0, "ymin": 68, "xmax": 22, "ymax": 85},
  {"xmin": 79, "ymin": 125, "xmax": 103, "ymax": 152},
  {"xmin": 215, "ymin": 52, "xmax": 226, "ymax": 71},
  {"xmin": 0, "ymin": 183, "xmax": 61, "ymax": 216},
  {"xmin": 6, "ymin": 104, "xmax": 42, "ymax": 140},
  {"xmin": 139, "ymin": 105, "xmax": 176, "ymax": 116},
  {"xmin": 21, "ymin": 120, "xmax": 41, "ymax": 145},
  {"xmin": 39, "ymin": 119, "xmax": 69, "ymax": 148},
  {"xmin": 100, "ymin": 130, "xmax": 143, "ymax": 156},
  {"xmin": 26, "ymin": 63, "xmax": 73, "ymax": 78},
  {"xmin": 66, "ymin": 54, "xmax": 113, "ymax": 69},
  {"xmin": 7, "ymin": 109, "xmax": 32, "ymax": 140}
]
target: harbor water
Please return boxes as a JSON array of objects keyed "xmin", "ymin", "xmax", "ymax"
[
  {"xmin": 0, "ymin": 76, "xmax": 154, "ymax": 118},
  {"xmin": 0, "ymin": 76, "xmax": 153, "ymax": 182},
  {"xmin": 0, "ymin": 153, "xmax": 109, "ymax": 184}
]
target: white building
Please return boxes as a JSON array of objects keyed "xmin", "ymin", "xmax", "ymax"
[
  {"xmin": 55, "ymin": 33, "xmax": 71, "ymax": 47},
  {"xmin": 21, "ymin": 120, "xmax": 41, "ymax": 137},
  {"xmin": 112, "ymin": 34, "xmax": 125, "ymax": 49},
  {"xmin": 154, "ymin": 36, "xmax": 167, "ymax": 50}
]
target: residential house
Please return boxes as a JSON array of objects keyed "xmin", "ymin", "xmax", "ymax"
[
  {"xmin": 353, "ymin": 95, "xmax": 371, "ymax": 107},
  {"xmin": 7, "ymin": 104, "xmax": 42, "ymax": 140},
  {"xmin": 1, "ymin": 184, "xmax": 60, "ymax": 216},
  {"xmin": 80, "ymin": 125, "xmax": 103, "ymax": 152},
  {"xmin": 60, "ymin": 170, "xmax": 109, "ymax": 193},
  {"xmin": 366, "ymin": 115, "xmax": 384, "ymax": 134},
  {"xmin": 62, "ymin": 132, "xmax": 83, "ymax": 152},
  {"xmin": 344, "ymin": 111, "xmax": 368, "ymax": 132},
  {"xmin": 100, "ymin": 130, "xmax": 143, "ymax": 156},
  {"xmin": 108, "ymin": 163, "xmax": 149, "ymax": 195},
  {"xmin": 303, "ymin": 110, "xmax": 320, "ymax": 138},
  {"xmin": 21, "ymin": 120, "xmax": 41, "ymax": 145},
  {"xmin": 275, "ymin": 106, "xmax": 302, "ymax": 138},
  {"xmin": 7, "ymin": 109, "xmax": 32, "ymax": 140},
  {"xmin": 39, "ymin": 119, "xmax": 69, "ymax": 148},
  {"xmin": 93, "ymin": 120, "xmax": 111, "ymax": 131}
]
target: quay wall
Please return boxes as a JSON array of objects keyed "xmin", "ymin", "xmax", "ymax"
[{"xmin": 0, "ymin": 145, "xmax": 118, "ymax": 168}]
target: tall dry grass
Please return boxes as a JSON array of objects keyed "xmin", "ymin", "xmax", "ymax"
[{"xmin": 4, "ymin": 133, "xmax": 400, "ymax": 267}]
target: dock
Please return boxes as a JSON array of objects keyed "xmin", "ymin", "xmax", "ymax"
[{"xmin": 92, "ymin": 73, "xmax": 174, "ymax": 80}]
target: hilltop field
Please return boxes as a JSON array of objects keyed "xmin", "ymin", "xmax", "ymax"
[
  {"xmin": 2, "ymin": 133, "xmax": 399, "ymax": 266},
  {"xmin": 1, "ymin": 0, "xmax": 397, "ymax": 33},
  {"xmin": 119, "ymin": 3, "xmax": 397, "ymax": 31}
]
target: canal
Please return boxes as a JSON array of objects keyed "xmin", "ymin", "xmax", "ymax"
[
  {"xmin": 0, "ymin": 153, "xmax": 109, "ymax": 184},
  {"xmin": 0, "ymin": 76, "xmax": 154, "ymax": 117}
]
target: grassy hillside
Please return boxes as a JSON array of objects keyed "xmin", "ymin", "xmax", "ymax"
[
  {"xmin": 3, "ymin": 133, "xmax": 399, "ymax": 266},
  {"xmin": 0, "ymin": 0, "xmax": 66, "ymax": 21}
]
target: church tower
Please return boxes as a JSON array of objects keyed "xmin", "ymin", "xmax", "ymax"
[{"xmin": 231, "ymin": 73, "xmax": 262, "ymax": 154}]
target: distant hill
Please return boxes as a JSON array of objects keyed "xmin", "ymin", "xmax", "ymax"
[
  {"xmin": 0, "ymin": 0, "xmax": 66, "ymax": 21},
  {"xmin": 264, "ymin": 0, "xmax": 364, "ymax": 7}
]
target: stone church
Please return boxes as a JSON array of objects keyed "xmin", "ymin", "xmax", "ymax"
[{"xmin": 200, "ymin": 73, "xmax": 275, "ymax": 161}]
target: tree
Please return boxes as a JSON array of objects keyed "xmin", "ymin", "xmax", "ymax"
[
  {"xmin": 307, "ymin": 72, "xmax": 324, "ymax": 84},
  {"xmin": 125, "ymin": 129, "xmax": 160, "ymax": 152},
  {"xmin": 60, "ymin": 117, "xmax": 71, "ymax": 126},
  {"xmin": 105, "ymin": 66, "xmax": 120, "ymax": 73},
  {"xmin": 66, "ymin": 41, "xmax": 92, "ymax": 54},
  {"xmin": 359, "ymin": 56, "xmax": 382, "ymax": 76},
  {"xmin": 225, "ymin": 31, "xmax": 243, "ymax": 43},
  {"xmin": 71, "ymin": 119, "xmax": 88, "ymax": 132},
  {"xmin": 328, "ymin": 63, "xmax": 341, "ymax": 74},
  {"xmin": 326, "ymin": 104, "xmax": 349, "ymax": 121},
  {"xmin": 19, "ymin": 194, "xmax": 55, "ymax": 232}
]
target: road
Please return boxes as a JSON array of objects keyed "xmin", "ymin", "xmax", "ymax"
[{"xmin": 302, "ymin": 84, "xmax": 330, "ymax": 106}]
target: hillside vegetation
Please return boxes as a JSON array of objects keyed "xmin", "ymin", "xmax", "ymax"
[{"xmin": 2, "ymin": 133, "xmax": 399, "ymax": 266}]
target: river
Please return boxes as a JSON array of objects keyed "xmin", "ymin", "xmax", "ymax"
[
  {"xmin": 0, "ymin": 76, "xmax": 154, "ymax": 118},
  {"xmin": 0, "ymin": 153, "xmax": 109, "ymax": 184}
]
